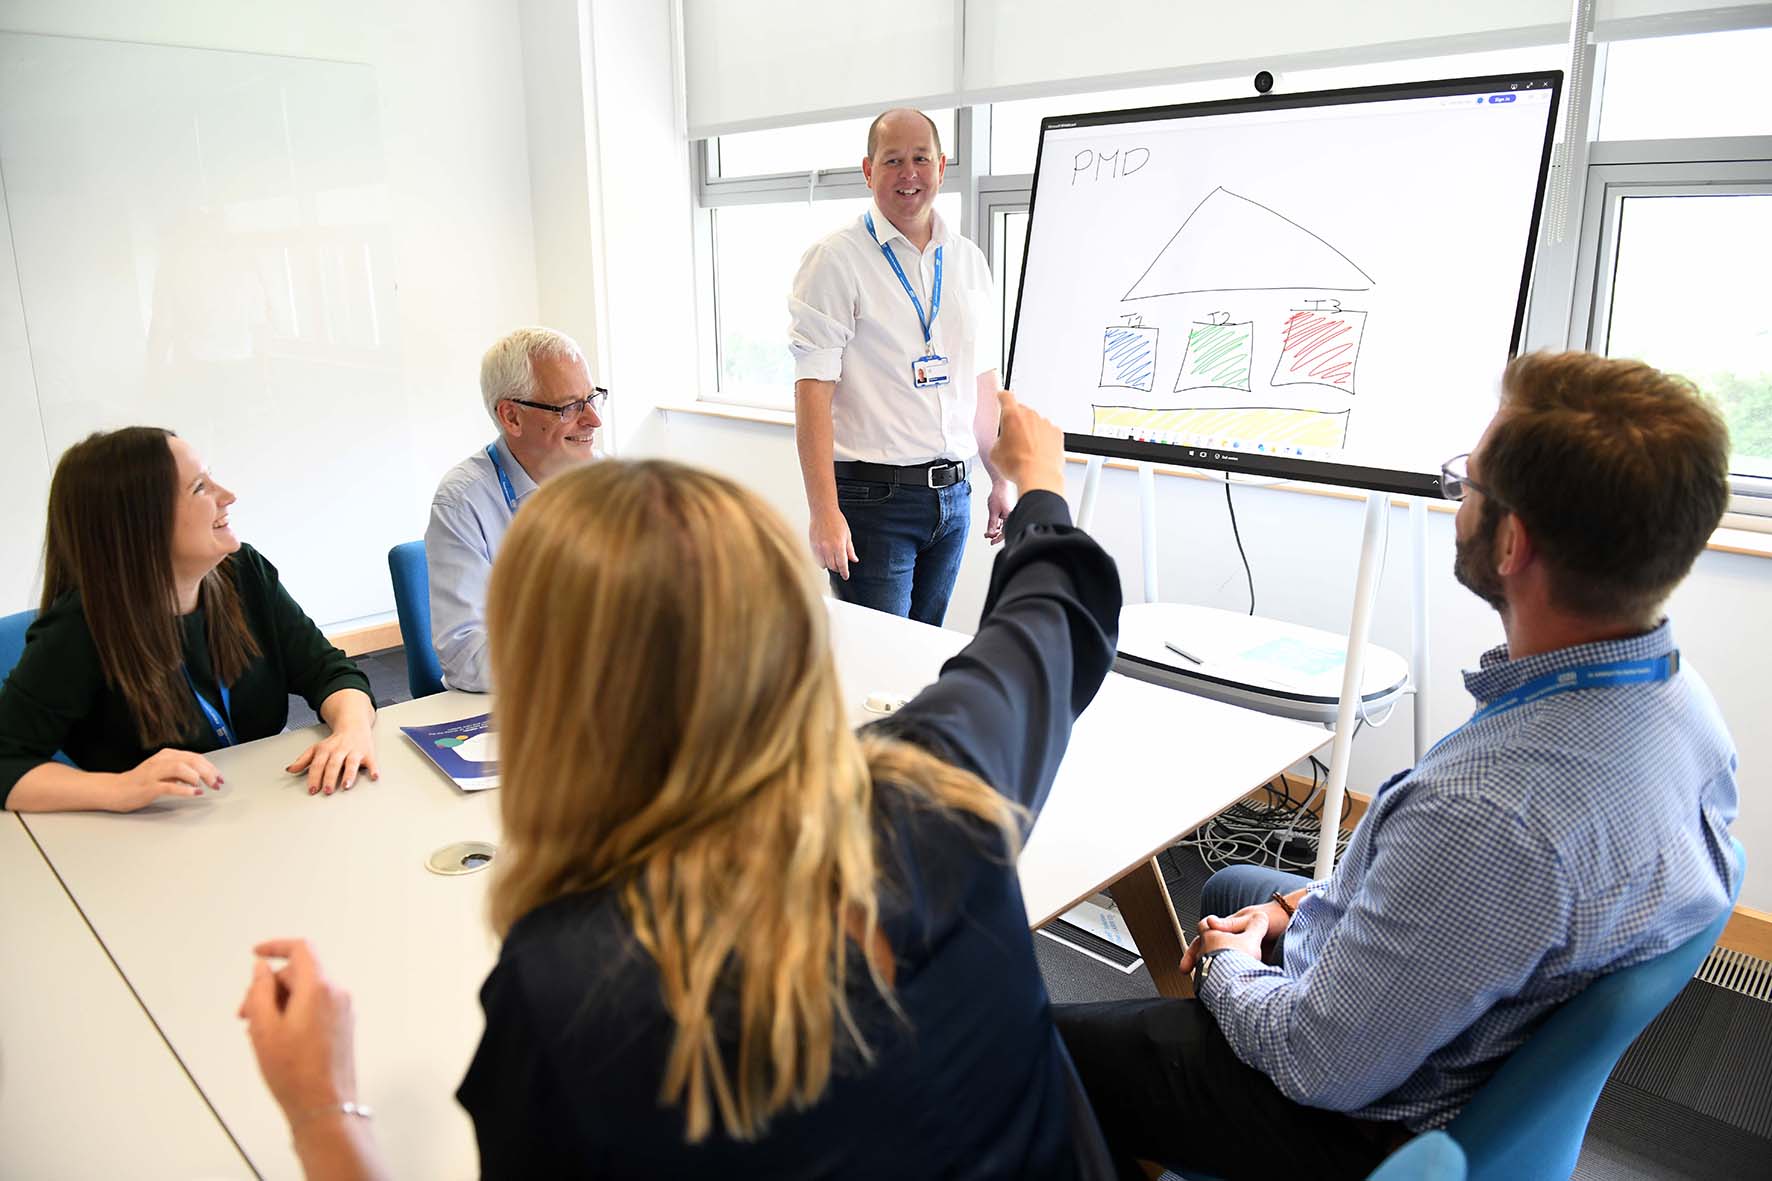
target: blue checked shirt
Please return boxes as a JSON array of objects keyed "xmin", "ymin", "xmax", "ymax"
[{"xmin": 1198, "ymin": 620, "xmax": 1739, "ymax": 1130}]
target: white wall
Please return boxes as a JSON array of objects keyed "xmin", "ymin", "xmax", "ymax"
[
  {"xmin": 656, "ymin": 411, "xmax": 1772, "ymax": 911},
  {"xmin": 513, "ymin": 0, "xmax": 697, "ymax": 457},
  {"xmin": 0, "ymin": 0, "xmax": 541, "ymax": 629}
]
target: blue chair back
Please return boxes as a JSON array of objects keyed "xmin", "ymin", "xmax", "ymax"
[
  {"xmin": 1368, "ymin": 1132, "xmax": 1466, "ymax": 1181},
  {"xmin": 0, "ymin": 608, "xmax": 36, "ymax": 681},
  {"xmin": 1448, "ymin": 837, "xmax": 1746, "ymax": 1181},
  {"xmin": 2, "ymin": 607, "xmax": 76, "ymax": 767},
  {"xmin": 388, "ymin": 542, "xmax": 445, "ymax": 698}
]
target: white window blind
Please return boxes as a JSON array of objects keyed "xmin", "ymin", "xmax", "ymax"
[
  {"xmin": 961, "ymin": 0, "xmax": 1567, "ymax": 96},
  {"xmin": 682, "ymin": 0, "xmax": 958, "ymax": 137},
  {"xmin": 681, "ymin": 0, "xmax": 1765, "ymax": 139}
]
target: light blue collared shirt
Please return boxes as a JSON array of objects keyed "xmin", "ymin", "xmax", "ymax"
[
  {"xmin": 424, "ymin": 437, "xmax": 538, "ymax": 692},
  {"xmin": 1199, "ymin": 621, "xmax": 1739, "ymax": 1130}
]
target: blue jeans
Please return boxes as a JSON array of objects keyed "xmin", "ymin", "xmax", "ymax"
[
  {"xmin": 1199, "ymin": 863, "xmax": 1314, "ymax": 968},
  {"xmin": 829, "ymin": 474, "xmax": 970, "ymax": 626}
]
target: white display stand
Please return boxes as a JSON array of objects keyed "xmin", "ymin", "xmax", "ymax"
[
  {"xmin": 1115, "ymin": 602, "xmax": 1409, "ymax": 726},
  {"xmin": 1076, "ymin": 455, "xmax": 1434, "ymax": 878}
]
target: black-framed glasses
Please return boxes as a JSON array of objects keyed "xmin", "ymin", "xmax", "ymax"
[
  {"xmin": 505, "ymin": 387, "xmax": 610, "ymax": 422},
  {"xmin": 1440, "ymin": 452, "xmax": 1501, "ymax": 504}
]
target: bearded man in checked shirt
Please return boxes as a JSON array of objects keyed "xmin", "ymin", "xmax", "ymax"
[{"xmin": 1057, "ymin": 351, "xmax": 1741, "ymax": 1180}]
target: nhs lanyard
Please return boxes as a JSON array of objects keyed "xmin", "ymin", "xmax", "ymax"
[
  {"xmin": 864, "ymin": 212, "xmax": 941, "ymax": 347},
  {"xmin": 1429, "ymin": 652, "xmax": 1679, "ymax": 758},
  {"xmin": 485, "ymin": 442, "xmax": 520, "ymax": 514},
  {"xmin": 181, "ymin": 666, "xmax": 237, "ymax": 747}
]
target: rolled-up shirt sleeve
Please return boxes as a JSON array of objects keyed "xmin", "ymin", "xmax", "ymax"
[
  {"xmin": 426, "ymin": 493, "xmax": 494, "ymax": 693},
  {"xmin": 789, "ymin": 242, "xmax": 856, "ymax": 383}
]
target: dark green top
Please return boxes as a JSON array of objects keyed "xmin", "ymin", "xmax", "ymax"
[{"xmin": 0, "ymin": 544, "xmax": 371, "ymax": 806}]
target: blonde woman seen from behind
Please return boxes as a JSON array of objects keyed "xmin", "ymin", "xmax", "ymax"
[{"xmin": 243, "ymin": 393, "xmax": 1122, "ymax": 1179}]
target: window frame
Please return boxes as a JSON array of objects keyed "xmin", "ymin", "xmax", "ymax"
[
  {"xmin": 693, "ymin": 111, "xmax": 985, "ymax": 407},
  {"xmin": 1562, "ymin": 139, "xmax": 1772, "ymax": 515},
  {"xmin": 692, "ymin": 141, "xmax": 876, "ymax": 409},
  {"xmin": 976, "ymin": 175, "xmax": 1032, "ymax": 377}
]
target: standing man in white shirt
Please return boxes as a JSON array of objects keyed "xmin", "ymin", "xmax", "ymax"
[
  {"xmin": 426, "ymin": 327, "xmax": 606, "ymax": 691},
  {"xmin": 789, "ymin": 108, "xmax": 1012, "ymax": 625}
]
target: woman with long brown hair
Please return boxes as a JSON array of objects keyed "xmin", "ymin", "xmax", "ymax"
[
  {"xmin": 0, "ymin": 427, "xmax": 377, "ymax": 812},
  {"xmin": 242, "ymin": 394, "xmax": 1121, "ymax": 1178}
]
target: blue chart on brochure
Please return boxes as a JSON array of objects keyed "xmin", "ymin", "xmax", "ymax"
[{"xmin": 400, "ymin": 714, "xmax": 499, "ymax": 792}]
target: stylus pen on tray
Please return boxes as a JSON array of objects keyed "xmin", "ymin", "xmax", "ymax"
[{"xmin": 1164, "ymin": 641, "xmax": 1204, "ymax": 665}]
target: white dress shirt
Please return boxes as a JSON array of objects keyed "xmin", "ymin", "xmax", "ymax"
[
  {"xmin": 789, "ymin": 202, "xmax": 999, "ymax": 465},
  {"xmin": 424, "ymin": 436, "xmax": 537, "ymax": 693}
]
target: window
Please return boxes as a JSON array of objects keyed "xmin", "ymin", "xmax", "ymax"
[
  {"xmin": 711, "ymin": 110, "xmax": 956, "ymax": 178},
  {"xmin": 710, "ymin": 193, "xmax": 961, "ymax": 408},
  {"xmin": 991, "ymin": 208, "xmax": 1027, "ymax": 376},
  {"xmin": 1589, "ymin": 184, "xmax": 1772, "ymax": 480},
  {"xmin": 1597, "ymin": 28, "xmax": 1772, "ymax": 141}
]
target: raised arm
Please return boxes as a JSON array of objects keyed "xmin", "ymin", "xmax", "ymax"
[{"xmin": 871, "ymin": 394, "xmax": 1119, "ymax": 826}]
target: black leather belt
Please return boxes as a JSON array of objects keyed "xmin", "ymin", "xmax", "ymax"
[{"xmin": 834, "ymin": 459, "xmax": 968, "ymax": 489}]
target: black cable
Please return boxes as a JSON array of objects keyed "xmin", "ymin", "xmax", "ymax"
[{"xmin": 1224, "ymin": 479, "xmax": 1254, "ymax": 615}]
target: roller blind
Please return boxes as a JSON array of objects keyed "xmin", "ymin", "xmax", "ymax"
[
  {"xmin": 682, "ymin": 1, "xmax": 1772, "ymax": 138},
  {"xmin": 682, "ymin": 0, "xmax": 958, "ymax": 137}
]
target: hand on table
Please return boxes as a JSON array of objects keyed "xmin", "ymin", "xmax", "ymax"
[
  {"xmin": 111, "ymin": 748, "xmax": 223, "ymax": 811},
  {"xmin": 983, "ymin": 479, "xmax": 1014, "ymax": 545},
  {"xmin": 238, "ymin": 938, "xmax": 360, "ymax": 1123},
  {"xmin": 288, "ymin": 724, "xmax": 378, "ymax": 795},
  {"xmin": 809, "ymin": 506, "xmax": 858, "ymax": 580}
]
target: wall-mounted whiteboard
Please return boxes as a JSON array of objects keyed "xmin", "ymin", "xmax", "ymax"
[
  {"xmin": 1007, "ymin": 73, "xmax": 1561, "ymax": 496},
  {"xmin": 0, "ymin": 32, "xmax": 412, "ymax": 625}
]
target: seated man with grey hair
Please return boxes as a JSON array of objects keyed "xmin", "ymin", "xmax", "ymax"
[{"xmin": 426, "ymin": 326, "xmax": 606, "ymax": 691}]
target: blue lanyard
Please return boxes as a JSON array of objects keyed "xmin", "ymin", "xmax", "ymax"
[
  {"xmin": 485, "ymin": 442, "xmax": 520, "ymax": 514},
  {"xmin": 865, "ymin": 212, "xmax": 941, "ymax": 347},
  {"xmin": 1428, "ymin": 652, "xmax": 1679, "ymax": 758},
  {"xmin": 181, "ymin": 666, "xmax": 237, "ymax": 747}
]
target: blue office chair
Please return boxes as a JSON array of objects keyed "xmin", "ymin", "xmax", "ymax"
[
  {"xmin": 1, "ymin": 608, "xmax": 36, "ymax": 681},
  {"xmin": 1368, "ymin": 1132, "xmax": 1466, "ymax": 1181},
  {"xmin": 2, "ymin": 607, "xmax": 77, "ymax": 767},
  {"xmin": 387, "ymin": 541, "xmax": 445, "ymax": 699},
  {"xmin": 1163, "ymin": 1129, "xmax": 1465, "ymax": 1181},
  {"xmin": 1446, "ymin": 837, "xmax": 1746, "ymax": 1181}
]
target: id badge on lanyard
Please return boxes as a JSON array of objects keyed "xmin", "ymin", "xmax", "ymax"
[
  {"xmin": 866, "ymin": 212, "xmax": 949, "ymax": 391},
  {"xmin": 485, "ymin": 443, "xmax": 520, "ymax": 514},
  {"xmin": 182, "ymin": 666, "xmax": 238, "ymax": 747}
]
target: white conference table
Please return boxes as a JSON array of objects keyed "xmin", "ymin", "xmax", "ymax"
[
  {"xmin": 0, "ymin": 814, "xmax": 248, "ymax": 1178},
  {"xmin": 18, "ymin": 600, "xmax": 1327, "ymax": 1179}
]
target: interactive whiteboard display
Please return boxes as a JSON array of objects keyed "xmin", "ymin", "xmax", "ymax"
[{"xmin": 1006, "ymin": 74, "xmax": 1561, "ymax": 497}]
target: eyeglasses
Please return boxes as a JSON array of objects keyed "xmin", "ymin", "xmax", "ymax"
[
  {"xmin": 1439, "ymin": 452, "xmax": 1502, "ymax": 504},
  {"xmin": 505, "ymin": 387, "xmax": 610, "ymax": 422}
]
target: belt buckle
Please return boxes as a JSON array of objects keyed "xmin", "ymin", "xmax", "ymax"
[{"xmin": 926, "ymin": 461, "xmax": 957, "ymax": 489}]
